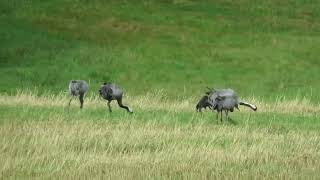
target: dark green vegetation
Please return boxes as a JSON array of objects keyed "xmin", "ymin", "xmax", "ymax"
[{"xmin": 1, "ymin": 0, "xmax": 320, "ymax": 100}]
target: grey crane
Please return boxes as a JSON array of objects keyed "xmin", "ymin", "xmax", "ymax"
[
  {"xmin": 99, "ymin": 82, "xmax": 133, "ymax": 113},
  {"xmin": 68, "ymin": 80, "xmax": 89, "ymax": 109},
  {"xmin": 206, "ymin": 88, "xmax": 257, "ymax": 121}
]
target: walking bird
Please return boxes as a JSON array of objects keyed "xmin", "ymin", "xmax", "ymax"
[
  {"xmin": 200, "ymin": 88, "xmax": 257, "ymax": 121},
  {"xmin": 99, "ymin": 82, "xmax": 133, "ymax": 113},
  {"xmin": 68, "ymin": 80, "xmax": 89, "ymax": 109}
]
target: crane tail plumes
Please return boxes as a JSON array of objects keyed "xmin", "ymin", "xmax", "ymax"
[{"xmin": 239, "ymin": 101, "xmax": 257, "ymax": 111}]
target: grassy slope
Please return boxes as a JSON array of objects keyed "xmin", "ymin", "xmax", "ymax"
[
  {"xmin": 1, "ymin": 0, "xmax": 320, "ymax": 100},
  {"xmin": 1, "ymin": 0, "xmax": 320, "ymax": 178}
]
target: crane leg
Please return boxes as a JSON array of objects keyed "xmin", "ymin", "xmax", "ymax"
[
  {"xmin": 107, "ymin": 101, "xmax": 112, "ymax": 112},
  {"xmin": 79, "ymin": 93, "xmax": 84, "ymax": 109},
  {"xmin": 225, "ymin": 110, "xmax": 229, "ymax": 120},
  {"xmin": 68, "ymin": 97, "xmax": 73, "ymax": 108}
]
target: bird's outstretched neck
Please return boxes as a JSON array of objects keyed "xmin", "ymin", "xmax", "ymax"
[{"xmin": 239, "ymin": 101, "xmax": 257, "ymax": 111}]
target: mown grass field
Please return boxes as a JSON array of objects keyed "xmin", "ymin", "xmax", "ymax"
[{"xmin": 1, "ymin": 0, "xmax": 320, "ymax": 179}]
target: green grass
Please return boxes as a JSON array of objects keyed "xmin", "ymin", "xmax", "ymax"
[
  {"xmin": 0, "ymin": 93, "xmax": 320, "ymax": 179},
  {"xmin": 1, "ymin": 0, "xmax": 320, "ymax": 100},
  {"xmin": 1, "ymin": 98, "xmax": 319, "ymax": 130}
]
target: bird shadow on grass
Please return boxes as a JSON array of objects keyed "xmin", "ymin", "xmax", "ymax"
[{"xmin": 226, "ymin": 118, "xmax": 238, "ymax": 125}]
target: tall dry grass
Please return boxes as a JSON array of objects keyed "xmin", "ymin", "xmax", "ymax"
[
  {"xmin": 0, "ymin": 92, "xmax": 320, "ymax": 179},
  {"xmin": 1, "ymin": 120, "xmax": 320, "ymax": 179}
]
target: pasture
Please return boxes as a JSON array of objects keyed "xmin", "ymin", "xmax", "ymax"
[
  {"xmin": 1, "ymin": 0, "xmax": 320, "ymax": 179},
  {"xmin": 1, "ymin": 0, "xmax": 320, "ymax": 99},
  {"xmin": 0, "ymin": 92, "xmax": 320, "ymax": 179}
]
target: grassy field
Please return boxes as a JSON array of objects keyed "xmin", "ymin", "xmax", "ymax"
[
  {"xmin": 0, "ymin": 92, "xmax": 320, "ymax": 179},
  {"xmin": 1, "ymin": 0, "xmax": 320, "ymax": 179}
]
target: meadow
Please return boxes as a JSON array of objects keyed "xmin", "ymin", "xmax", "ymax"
[
  {"xmin": 1, "ymin": 0, "xmax": 320, "ymax": 179},
  {"xmin": 1, "ymin": 0, "xmax": 320, "ymax": 99},
  {"xmin": 0, "ymin": 92, "xmax": 320, "ymax": 179}
]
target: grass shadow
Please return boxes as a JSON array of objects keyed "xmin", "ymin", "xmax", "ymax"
[{"xmin": 227, "ymin": 118, "xmax": 238, "ymax": 125}]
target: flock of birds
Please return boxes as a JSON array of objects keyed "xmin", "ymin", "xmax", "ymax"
[
  {"xmin": 68, "ymin": 80, "xmax": 257, "ymax": 121},
  {"xmin": 68, "ymin": 80, "xmax": 133, "ymax": 113}
]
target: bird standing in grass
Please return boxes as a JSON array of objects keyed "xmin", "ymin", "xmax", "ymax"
[
  {"xmin": 205, "ymin": 88, "xmax": 257, "ymax": 121},
  {"xmin": 68, "ymin": 80, "xmax": 89, "ymax": 109}
]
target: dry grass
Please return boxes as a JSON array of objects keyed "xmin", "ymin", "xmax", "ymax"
[
  {"xmin": 0, "ymin": 91, "xmax": 319, "ymax": 115},
  {"xmin": 1, "ymin": 120, "xmax": 320, "ymax": 179},
  {"xmin": 0, "ymin": 92, "xmax": 320, "ymax": 179}
]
